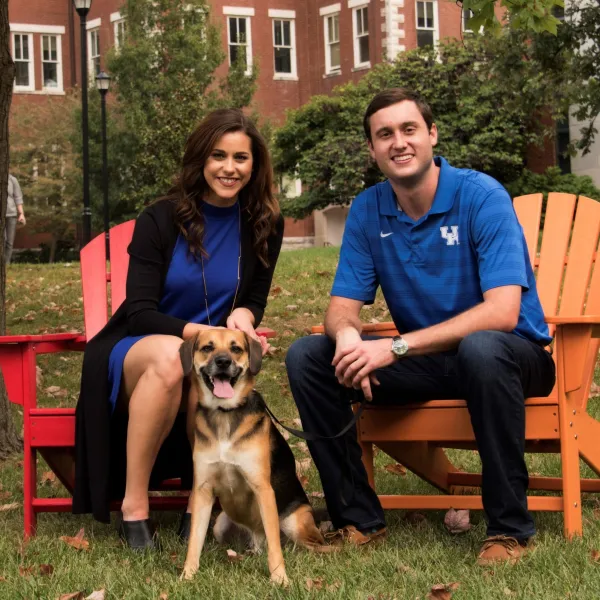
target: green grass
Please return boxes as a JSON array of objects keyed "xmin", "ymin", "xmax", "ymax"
[{"xmin": 1, "ymin": 249, "xmax": 600, "ymax": 599}]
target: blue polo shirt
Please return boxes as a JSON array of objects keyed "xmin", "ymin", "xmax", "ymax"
[{"xmin": 332, "ymin": 157, "xmax": 551, "ymax": 346}]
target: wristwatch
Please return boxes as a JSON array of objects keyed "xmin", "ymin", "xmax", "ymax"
[{"xmin": 391, "ymin": 335, "xmax": 409, "ymax": 358}]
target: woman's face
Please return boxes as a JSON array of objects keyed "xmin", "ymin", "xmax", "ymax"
[{"xmin": 203, "ymin": 131, "xmax": 254, "ymax": 207}]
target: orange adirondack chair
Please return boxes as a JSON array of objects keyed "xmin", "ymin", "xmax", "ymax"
[
  {"xmin": 312, "ymin": 192, "xmax": 600, "ymax": 538},
  {"xmin": 0, "ymin": 220, "xmax": 274, "ymax": 536}
]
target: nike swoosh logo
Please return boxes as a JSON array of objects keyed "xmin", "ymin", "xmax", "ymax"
[{"xmin": 380, "ymin": 232, "xmax": 393, "ymax": 238}]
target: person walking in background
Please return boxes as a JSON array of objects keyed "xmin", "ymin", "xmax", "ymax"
[{"xmin": 6, "ymin": 173, "xmax": 26, "ymax": 264}]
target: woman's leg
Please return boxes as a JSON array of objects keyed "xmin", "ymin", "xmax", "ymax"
[
  {"xmin": 118, "ymin": 334, "xmax": 186, "ymax": 521},
  {"xmin": 5, "ymin": 217, "xmax": 17, "ymax": 264}
]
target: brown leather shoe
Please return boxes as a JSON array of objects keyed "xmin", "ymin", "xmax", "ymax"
[
  {"xmin": 325, "ymin": 525, "xmax": 387, "ymax": 547},
  {"xmin": 477, "ymin": 535, "xmax": 532, "ymax": 566}
]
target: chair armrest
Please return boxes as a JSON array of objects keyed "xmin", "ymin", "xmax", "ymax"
[
  {"xmin": 256, "ymin": 327, "xmax": 276, "ymax": 339},
  {"xmin": 545, "ymin": 316, "xmax": 600, "ymax": 325},
  {"xmin": 310, "ymin": 322, "xmax": 399, "ymax": 336},
  {"xmin": 0, "ymin": 332, "xmax": 82, "ymax": 344}
]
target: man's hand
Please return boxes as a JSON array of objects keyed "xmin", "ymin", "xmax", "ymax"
[
  {"xmin": 332, "ymin": 330, "xmax": 394, "ymax": 401},
  {"xmin": 17, "ymin": 213, "xmax": 26, "ymax": 225},
  {"xmin": 226, "ymin": 307, "xmax": 269, "ymax": 356}
]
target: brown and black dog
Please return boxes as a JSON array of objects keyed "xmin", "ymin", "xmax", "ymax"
[{"xmin": 179, "ymin": 329, "xmax": 330, "ymax": 585}]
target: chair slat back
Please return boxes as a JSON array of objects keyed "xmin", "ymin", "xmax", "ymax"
[
  {"xmin": 109, "ymin": 220, "xmax": 136, "ymax": 314},
  {"xmin": 81, "ymin": 220, "xmax": 135, "ymax": 340},
  {"xmin": 80, "ymin": 233, "xmax": 108, "ymax": 341},
  {"xmin": 559, "ymin": 195, "xmax": 600, "ymax": 316},
  {"xmin": 513, "ymin": 194, "xmax": 543, "ymax": 268},
  {"xmin": 535, "ymin": 193, "xmax": 577, "ymax": 318}
]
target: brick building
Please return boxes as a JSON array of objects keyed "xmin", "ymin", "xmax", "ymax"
[{"xmin": 8, "ymin": 0, "xmax": 567, "ymax": 248}]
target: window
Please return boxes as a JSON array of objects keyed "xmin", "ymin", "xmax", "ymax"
[
  {"xmin": 41, "ymin": 35, "xmax": 62, "ymax": 91},
  {"xmin": 227, "ymin": 16, "xmax": 252, "ymax": 73},
  {"xmin": 13, "ymin": 33, "xmax": 34, "ymax": 91},
  {"xmin": 416, "ymin": 1, "xmax": 437, "ymax": 48},
  {"xmin": 462, "ymin": 8, "xmax": 474, "ymax": 32},
  {"xmin": 272, "ymin": 19, "xmax": 296, "ymax": 77},
  {"xmin": 88, "ymin": 28, "xmax": 101, "ymax": 78},
  {"xmin": 352, "ymin": 5, "xmax": 369, "ymax": 68},
  {"xmin": 556, "ymin": 115, "xmax": 571, "ymax": 175},
  {"xmin": 325, "ymin": 13, "xmax": 340, "ymax": 73},
  {"xmin": 114, "ymin": 19, "xmax": 126, "ymax": 49}
]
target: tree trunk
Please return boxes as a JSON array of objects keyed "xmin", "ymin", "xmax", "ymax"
[{"xmin": 0, "ymin": 0, "xmax": 23, "ymax": 458}]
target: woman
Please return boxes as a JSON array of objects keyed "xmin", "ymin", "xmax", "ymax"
[{"xmin": 73, "ymin": 109, "xmax": 284, "ymax": 549}]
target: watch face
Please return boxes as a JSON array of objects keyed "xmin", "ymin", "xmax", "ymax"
[{"xmin": 392, "ymin": 336, "xmax": 408, "ymax": 357}]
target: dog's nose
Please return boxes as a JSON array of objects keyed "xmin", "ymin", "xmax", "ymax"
[{"xmin": 214, "ymin": 353, "xmax": 232, "ymax": 369}]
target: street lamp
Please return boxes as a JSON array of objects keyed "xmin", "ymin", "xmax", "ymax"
[
  {"xmin": 72, "ymin": 0, "xmax": 93, "ymax": 246},
  {"xmin": 96, "ymin": 71, "xmax": 111, "ymax": 258}
]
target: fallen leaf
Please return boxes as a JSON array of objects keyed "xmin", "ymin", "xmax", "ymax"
[
  {"xmin": 0, "ymin": 503, "xmax": 19, "ymax": 512},
  {"xmin": 41, "ymin": 471, "xmax": 57, "ymax": 485},
  {"xmin": 404, "ymin": 511, "xmax": 427, "ymax": 526},
  {"xmin": 159, "ymin": 593, "xmax": 168, "ymax": 600},
  {"xmin": 296, "ymin": 441, "xmax": 309, "ymax": 454},
  {"xmin": 45, "ymin": 386, "xmax": 61, "ymax": 394},
  {"xmin": 397, "ymin": 563, "xmax": 413, "ymax": 574},
  {"xmin": 39, "ymin": 564, "xmax": 54, "ymax": 576},
  {"xmin": 384, "ymin": 463, "xmax": 407, "ymax": 476},
  {"xmin": 85, "ymin": 590, "xmax": 106, "ymax": 600},
  {"xmin": 59, "ymin": 528, "xmax": 89, "ymax": 551},
  {"xmin": 443, "ymin": 509, "xmax": 471, "ymax": 534},
  {"xmin": 271, "ymin": 286, "xmax": 282, "ymax": 296},
  {"xmin": 503, "ymin": 587, "xmax": 515, "ymax": 597},
  {"xmin": 58, "ymin": 593, "xmax": 85, "ymax": 600},
  {"xmin": 36, "ymin": 366, "xmax": 43, "ymax": 388},
  {"xmin": 285, "ymin": 305, "xmax": 298, "ymax": 311},
  {"xmin": 590, "ymin": 382, "xmax": 600, "ymax": 398},
  {"xmin": 309, "ymin": 491, "xmax": 325, "ymax": 498},
  {"xmin": 316, "ymin": 270, "xmax": 331, "ymax": 277},
  {"xmin": 226, "ymin": 549, "xmax": 244, "ymax": 562},
  {"xmin": 0, "ymin": 575, "xmax": 6, "ymax": 582},
  {"xmin": 305, "ymin": 577, "xmax": 324, "ymax": 590},
  {"xmin": 293, "ymin": 418, "xmax": 302, "ymax": 427},
  {"xmin": 0, "ymin": 491, "xmax": 11, "ymax": 500},
  {"xmin": 18, "ymin": 565, "xmax": 35, "ymax": 577},
  {"xmin": 591, "ymin": 549, "xmax": 600, "ymax": 563},
  {"xmin": 326, "ymin": 581, "xmax": 341, "ymax": 591},
  {"xmin": 427, "ymin": 582, "xmax": 460, "ymax": 600},
  {"xmin": 299, "ymin": 475, "xmax": 309, "ymax": 487}
]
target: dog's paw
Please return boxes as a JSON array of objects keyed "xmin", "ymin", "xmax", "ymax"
[
  {"xmin": 270, "ymin": 567, "xmax": 289, "ymax": 587},
  {"xmin": 181, "ymin": 565, "xmax": 198, "ymax": 581}
]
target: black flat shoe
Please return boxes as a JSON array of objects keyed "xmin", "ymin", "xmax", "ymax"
[
  {"xmin": 118, "ymin": 517, "xmax": 160, "ymax": 550},
  {"xmin": 178, "ymin": 512, "xmax": 192, "ymax": 542}
]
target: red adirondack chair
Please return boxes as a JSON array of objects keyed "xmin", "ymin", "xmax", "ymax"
[{"xmin": 0, "ymin": 221, "xmax": 274, "ymax": 537}]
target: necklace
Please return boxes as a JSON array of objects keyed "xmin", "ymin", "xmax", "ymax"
[{"xmin": 200, "ymin": 202, "xmax": 242, "ymax": 327}]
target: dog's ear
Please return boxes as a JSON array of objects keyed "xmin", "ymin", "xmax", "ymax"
[
  {"xmin": 247, "ymin": 335, "xmax": 263, "ymax": 376},
  {"xmin": 179, "ymin": 334, "xmax": 198, "ymax": 376}
]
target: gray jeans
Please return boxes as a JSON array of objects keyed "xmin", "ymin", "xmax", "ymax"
[{"xmin": 4, "ymin": 216, "xmax": 17, "ymax": 264}]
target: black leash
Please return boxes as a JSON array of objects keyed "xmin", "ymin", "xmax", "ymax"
[{"xmin": 263, "ymin": 389, "xmax": 366, "ymax": 441}]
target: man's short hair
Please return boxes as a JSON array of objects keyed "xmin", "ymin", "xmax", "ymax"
[{"xmin": 363, "ymin": 88, "xmax": 434, "ymax": 142}]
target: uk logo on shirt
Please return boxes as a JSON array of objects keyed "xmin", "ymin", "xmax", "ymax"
[{"xmin": 440, "ymin": 225, "xmax": 459, "ymax": 246}]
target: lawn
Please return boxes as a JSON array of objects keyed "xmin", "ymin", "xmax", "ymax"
[{"xmin": 1, "ymin": 247, "xmax": 600, "ymax": 600}]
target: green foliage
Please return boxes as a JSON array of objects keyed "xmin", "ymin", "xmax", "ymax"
[
  {"xmin": 274, "ymin": 36, "xmax": 570, "ymax": 218},
  {"xmin": 9, "ymin": 94, "xmax": 82, "ymax": 251},
  {"xmin": 506, "ymin": 167, "xmax": 600, "ymax": 201},
  {"xmin": 463, "ymin": 0, "xmax": 564, "ymax": 34},
  {"xmin": 84, "ymin": 0, "xmax": 258, "ymax": 214}
]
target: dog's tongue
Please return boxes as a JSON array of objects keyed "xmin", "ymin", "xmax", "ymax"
[{"xmin": 213, "ymin": 378, "xmax": 234, "ymax": 399}]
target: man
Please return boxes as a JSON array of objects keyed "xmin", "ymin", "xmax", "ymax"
[
  {"xmin": 285, "ymin": 89, "xmax": 555, "ymax": 565},
  {"xmin": 6, "ymin": 173, "xmax": 26, "ymax": 264}
]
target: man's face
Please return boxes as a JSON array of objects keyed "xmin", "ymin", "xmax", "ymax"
[{"xmin": 367, "ymin": 100, "xmax": 438, "ymax": 186}]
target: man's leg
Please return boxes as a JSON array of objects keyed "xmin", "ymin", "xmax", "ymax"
[
  {"xmin": 456, "ymin": 330, "xmax": 555, "ymax": 541},
  {"xmin": 4, "ymin": 217, "xmax": 16, "ymax": 264},
  {"xmin": 285, "ymin": 335, "xmax": 455, "ymax": 533}
]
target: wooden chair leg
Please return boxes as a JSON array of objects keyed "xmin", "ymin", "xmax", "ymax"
[
  {"xmin": 560, "ymin": 408, "xmax": 583, "ymax": 538},
  {"xmin": 360, "ymin": 441, "xmax": 375, "ymax": 489},
  {"xmin": 23, "ymin": 445, "xmax": 37, "ymax": 538}
]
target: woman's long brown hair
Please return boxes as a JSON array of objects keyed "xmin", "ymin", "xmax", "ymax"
[{"xmin": 161, "ymin": 109, "xmax": 280, "ymax": 267}]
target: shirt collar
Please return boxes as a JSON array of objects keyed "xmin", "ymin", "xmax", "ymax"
[{"xmin": 379, "ymin": 156, "xmax": 458, "ymax": 217}]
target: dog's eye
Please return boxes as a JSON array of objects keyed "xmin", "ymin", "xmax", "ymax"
[
  {"xmin": 231, "ymin": 345, "xmax": 243, "ymax": 354},
  {"xmin": 201, "ymin": 344, "xmax": 213, "ymax": 353}
]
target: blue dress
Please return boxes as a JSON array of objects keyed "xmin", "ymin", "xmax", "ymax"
[{"xmin": 107, "ymin": 201, "xmax": 240, "ymax": 410}]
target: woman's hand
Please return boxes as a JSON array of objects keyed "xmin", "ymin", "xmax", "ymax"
[{"xmin": 227, "ymin": 308, "xmax": 270, "ymax": 356}]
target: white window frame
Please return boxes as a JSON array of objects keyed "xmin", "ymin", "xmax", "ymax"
[
  {"xmin": 320, "ymin": 4, "xmax": 341, "ymax": 75},
  {"xmin": 12, "ymin": 32, "xmax": 34, "ymax": 92},
  {"xmin": 415, "ymin": 0, "xmax": 439, "ymax": 48},
  {"xmin": 41, "ymin": 34, "xmax": 63, "ymax": 92},
  {"xmin": 269, "ymin": 10, "xmax": 297, "ymax": 80},
  {"xmin": 87, "ymin": 26, "xmax": 101, "ymax": 81},
  {"xmin": 226, "ymin": 14, "xmax": 253, "ymax": 75},
  {"xmin": 351, "ymin": 2, "xmax": 370, "ymax": 69},
  {"xmin": 111, "ymin": 13, "xmax": 126, "ymax": 49}
]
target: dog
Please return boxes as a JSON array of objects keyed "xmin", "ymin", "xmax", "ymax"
[{"xmin": 180, "ymin": 329, "xmax": 330, "ymax": 585}]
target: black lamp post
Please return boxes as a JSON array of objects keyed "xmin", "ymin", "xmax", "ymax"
[
  {"xmin": 72, "ymin": 0, "xmax": 93, "ymax": 246},
  {"xmin": 96, "ymin": 71, "xmax": 111, "ymax": 258}
]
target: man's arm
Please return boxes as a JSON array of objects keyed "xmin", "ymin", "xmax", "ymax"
[{"xmin": 335, "ymin": 284, "xmax": 521, "ymax": 399}]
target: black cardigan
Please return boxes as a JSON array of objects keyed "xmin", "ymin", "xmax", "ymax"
[{"xmin": 73, "ymin": 199, "xmax": 284, "ymax": 523}]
